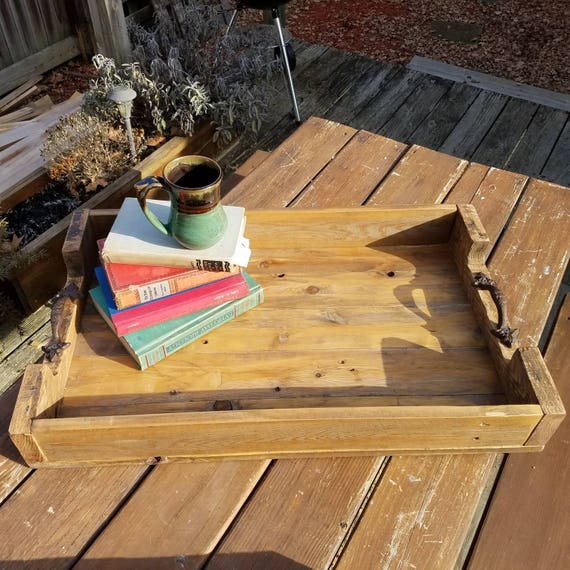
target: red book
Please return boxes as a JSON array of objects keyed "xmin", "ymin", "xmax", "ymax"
[
  {"xmin": 97, "ymin": 239, "xmax": 240, "ymax": 309},
  {"xmin": 105, "ymin": 261, "xmax": 240, "ymax": 309},
  {"xmin": 95, "ymin": 266, "xmax": 250, "ymax": 336}
]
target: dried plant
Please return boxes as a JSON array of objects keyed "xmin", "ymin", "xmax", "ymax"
[
  {"xmin": 41, "ymin": 111, "xmax": 145, "ymax": 195},
  {"xmin": 0, "ymin": 217, "xmax": 44, "ymax": 282},
  {"xmin": 83, "ymin": 0, "xmax": 278, "ymax": 144}
]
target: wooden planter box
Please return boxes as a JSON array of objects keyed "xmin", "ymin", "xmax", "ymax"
[
  {"xmin": 3, "ymin": 121, "xmax": 225, "ymax": 313},
  {"xmin": 9, "ymin": 205, "xmax": 565, "ymax": 467}
]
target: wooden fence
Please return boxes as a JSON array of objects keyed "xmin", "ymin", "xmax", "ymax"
[{"xmin": 0, "ymin": 0, "xmax": 152, "ymax": 97}]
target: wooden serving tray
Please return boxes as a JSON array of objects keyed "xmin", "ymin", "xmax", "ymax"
[{"xmin": 10, "ymin": 205, "xmax": 565, "ymax": 467}]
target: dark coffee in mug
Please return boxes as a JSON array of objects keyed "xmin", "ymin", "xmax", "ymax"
[{"xmin": 171, "ymin": 164, "xmax": 220, "ymax": 188}]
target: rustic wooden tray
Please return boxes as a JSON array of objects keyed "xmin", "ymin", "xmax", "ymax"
[{"xmin": 10, "ymin": 205, "xmax": 564, "ymax": 467}]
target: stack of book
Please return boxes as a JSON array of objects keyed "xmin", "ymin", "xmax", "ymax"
[{"xmin": 89, "ymin": 198, "xmax": 263, "ymax": 369}]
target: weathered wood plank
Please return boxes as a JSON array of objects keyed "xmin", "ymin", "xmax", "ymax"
[
  {"xmin": 468, "ymin": 295, "xmax": 570, "ymax": 570},
  {"xmin": 410, "ymin": 81, "xmax": 481, "ymax": 149},
  {"xmin": 446, "ymin": 167, "xmax": 528, "ymax": 245},
  {"xmin": 439, "ymin": 90, "xmax": 508, "ymax": 159},
  {"xmin": 86, "ymin": 0, "xmax": 131, "ymax": 64},
  {"xmin": 488, "ymin": 178, "xmax": 570, "ymax": 345},
  {"xmin": 351, "ymin": 67, "xmax": 424, "ymax": 133},
  {"xmin": 0, "ymin": 35, "xmax": 80, "ymax": 98},
  {"xmin": 292, "ymin": 130, "xmax": 406, "ymax": 207},
  {"xmin": 335, "ymin": 454, "xmax": 502, "ymax": 570},
  {"xmin": 224, "ymin": 117, "xmax": 356, "ymax": 208},
  {"xmin": 0, "ymin": 320, "xmax": 51, "ymax": 398},
  {"xmin": 367, "ymin": 145, "xmax": 468, "ymax": 205},
  {"xmin": 208, "ymin": 457, "xmax": 387, "ymax": 569},
  {"xmin": 471, "ymin": 98, "xmax": 538, "ymax": 166},
  {"xmin": 541, "ymin": 117, "xmax": 570, "ymax": 186},
  {"xmin": 77, "ymin": 461, "xmax": 271, "ymax": 569},
  {"xmin": 409, "ymin": 56, "xmax": 570, "ymax": 113},
  {"xmin": 505, "ymin": 106, "xmax": 568, "ymax": 177},
  {"xmin": 0, "ymin": 465, "xmax": 149, "ymax": 566},
  {"xmin": 325, "ymin": 59, "xmax": 397, "ymax": 124},
  {"xmin": 444, "ymin": 162, "xmax": 489, "ymax": 205},
  {"xmin": 379, "ymin": 75, "xmax": 452, "ymax": 142}
]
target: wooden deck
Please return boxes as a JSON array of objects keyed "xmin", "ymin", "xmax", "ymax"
[
  {"xmin": 223, "ymin": 41, "xmax": 570, "ymax": 188},
  {"xmin": 1, "ymin": 43, "xmax": 569, "ymax": 568}
]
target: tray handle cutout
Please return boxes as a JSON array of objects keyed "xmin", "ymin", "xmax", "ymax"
[{"xmin": 472, "ymin": 272, "xmax": 517, "ymax": 348}]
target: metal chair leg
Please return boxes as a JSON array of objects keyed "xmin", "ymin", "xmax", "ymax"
[
  {"xmin": 272, "ymin": 8, "xmax": 301, "ymax": 123},
  {"xmin": 225, "ymin": 8, "xmax": 240, "ymax": 38}
]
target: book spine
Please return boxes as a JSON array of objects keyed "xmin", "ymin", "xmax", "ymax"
[
  {"xmin": 112, "ymin": 275, "xmax": 249, "ymax": 336},
  {"xmin": 139, "ymin": 288, "xmax": 264, "ymax": 369},
  {"xmin": 101, "ymin": 250, "xmax": 240, "ymax": 273},
  {"xmin": 114, "ymin": 270, "xmax": 238, "ymax": 309}
]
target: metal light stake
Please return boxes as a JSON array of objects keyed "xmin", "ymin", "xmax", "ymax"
[{"xmin": 107, "ymin": 86, "xmax": 137, "ymax": 158}]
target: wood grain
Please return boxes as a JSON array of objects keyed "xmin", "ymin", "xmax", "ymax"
[
  {"xmin": 223, "ymin": 116, "xmax": 356, "ymax": 208},
  {"xmin": 336, "ymin": 454, "xmax": 502, "ymax": 569},
  {"xmin": 367, "ymin": 145, "xmax": 468, "ymax": 205},
  {"xmin": 0, "ymin": 464, "xmax": 147, "ymax": 567},
  {"xmin": 77, "ymin": 461, "xmax": 270, "ymax": 569},
  {"xmin": 208, "ymin": 457, "xmax": 387, "ymax": 570}
]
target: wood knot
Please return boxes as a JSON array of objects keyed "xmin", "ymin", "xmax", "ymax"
[
  {"xmin": 306, "ymin": 285, "xmax": 320, "ymax": 295},
  {"xmin": 212, "ymin": 400, "xmax": 233, "ymax": 411}
]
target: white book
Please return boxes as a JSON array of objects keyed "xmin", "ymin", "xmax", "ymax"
[{"xmin": 101, "ymin": 198, "xmax": 250, "ymax": 270}]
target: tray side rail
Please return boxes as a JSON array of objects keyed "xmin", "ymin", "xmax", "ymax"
[
  {"xmin": 451, "ymin": 204, "xmax": 565, "ymax": 449},
  {"xmin": 9, "ymin": 209, "xmax": 118, "ymax": 466},
  {"xmin": 26, "ymin": 403, "xmax": 544, "ymax": 466}
]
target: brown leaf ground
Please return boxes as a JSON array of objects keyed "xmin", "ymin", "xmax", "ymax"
[
  {"xmin": 285, "ymin": 0, "xmax": 569, "ymax": 94},
  {"xmin": 38, "ymin": 0, "xmax": 570, "ymax": 103}
]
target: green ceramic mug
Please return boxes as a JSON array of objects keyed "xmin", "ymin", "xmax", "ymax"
[{"xmin": 134, "ymin": 155, "xmax": 228, "ymax": 250}]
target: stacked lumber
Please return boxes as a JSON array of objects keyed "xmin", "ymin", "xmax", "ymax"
[{"xmin": 0, "ymin": 78, "xmax": 83, "ymax": 214}]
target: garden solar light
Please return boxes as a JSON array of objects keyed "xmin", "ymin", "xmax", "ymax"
[{"xmin": 107, "ymin": 85, "xmax": 137, "ymax": 158}]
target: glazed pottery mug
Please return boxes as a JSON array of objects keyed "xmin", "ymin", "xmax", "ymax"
[{"xmin": 134, "ymin": 155, "xmax": 227, "ymax": 249}]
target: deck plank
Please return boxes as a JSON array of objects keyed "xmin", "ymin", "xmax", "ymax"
[
  {"xmin": 505, "ymin": 106, "xmax": 568, "ymax": 177},
  {"xmin": 471, "ymin": 98, "xmax": 538, "ymax": 166},
  {"xmin": 437, "ymin": 90, "xmax": 508, "ymax": 159},
  {"xmin": 540, "ymin": 117, "xmax": 570, "ymax": 186},
  {"xmin": 378, "ymin": 75, "xmax": 452, "ymax": 142},
  {"xmin": 208, "ymin": 457, "xmax": 386, "ymax": 570},
  {"xmin": 446, "ymin": 167, "xmax": 528, "ymax": 244},
  {"xmin": 333, "ymin": 167, "xmax": 570, "ymax": 569},
  {"xmin": 367, "ymin": 145, "xmax": 468, "ymax": 206},
  {"xmin": 410, "ymin": 82, "xmax": 481, "ymax": 149},
  {"xmin": 467, "ymin": 295, "xmax": 570, "ymax": 570},
  {"xmin": 325, "ymin": 59, "xmax": 397, "ymax": 124},
  {"xmin": 77, "ymin": 461, "xmax": 271, "ymax": 569},
  {"xmin": 0, "ymin": 465, "xmax": 149, "ymax": 567},
  {"xmin": 351, "ymin": 67, "xmax": 424, "ymax": 133},
  {"xmin": 292, "ymin": 130, "xmax": 406, "ymax": 208},
  {"xmin": 335, "ymin": 454, "xmax": 501, "ymax": 570}
]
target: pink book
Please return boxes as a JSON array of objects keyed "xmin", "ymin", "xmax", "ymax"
[{"xmin": 95, "ymin": 266, "xmax": 250, "ymax": 336}]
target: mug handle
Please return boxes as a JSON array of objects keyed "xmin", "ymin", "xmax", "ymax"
[{"xmin": 134, "ymin": 176, "xmax": 174, "ymax": 236}]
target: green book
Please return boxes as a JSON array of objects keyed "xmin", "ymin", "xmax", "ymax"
[{"xmin": 90, "ymin": 271, "xmax": 263, "ymax": 370}]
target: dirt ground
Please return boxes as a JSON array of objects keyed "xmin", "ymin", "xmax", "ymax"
[{"xmin": 285, "ymin": 0, "xmax": 569, "ymax": 94}]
